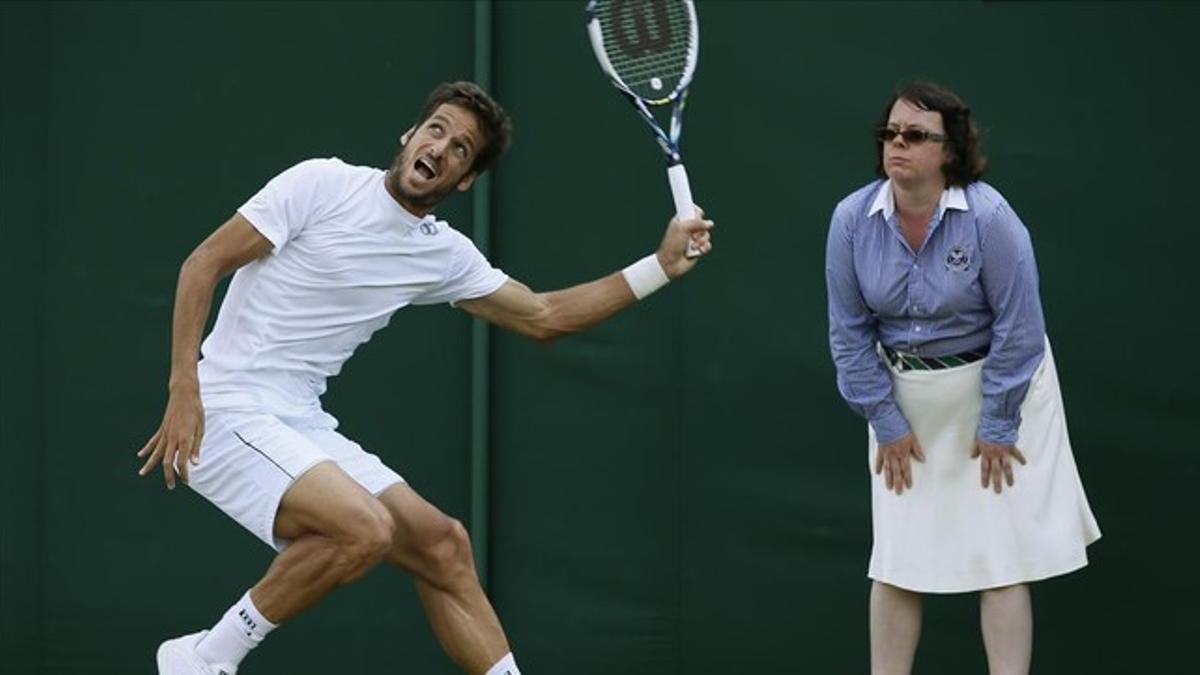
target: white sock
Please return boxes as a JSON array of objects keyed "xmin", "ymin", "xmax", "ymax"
[
  {"xmin": 485, "ymin": 652, "xmax": 521, "ymax": 675},
  {"xmin": 195, "ymin": 590, "xmax": 277, "ymax": 672}
]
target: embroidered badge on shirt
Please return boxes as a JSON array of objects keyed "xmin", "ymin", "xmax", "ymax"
[{"xmin": 945, "ymin": 245, "xmax": 970, "ymax": 272}]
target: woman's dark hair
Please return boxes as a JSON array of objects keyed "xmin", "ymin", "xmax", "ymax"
[
  {"xmin": 875, "ymin": 81, "xmax": 986, "ymax": 186},
  {"xmin": 413, "ymin": 81, "xmax": 513, "ymax": 174}
]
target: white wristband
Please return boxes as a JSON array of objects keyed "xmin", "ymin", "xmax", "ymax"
[{"xmin": 622, "ymin": 253, "xmax": 670, "ymax": 300}]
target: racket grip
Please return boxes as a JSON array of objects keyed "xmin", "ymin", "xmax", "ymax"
[
  {"xmin": 667, "ymin": 164, "xmax": 702, "ymax": 259},
  {"xmin": 668, "ymin": 163, "xmax": 695, "ymax": 219}
]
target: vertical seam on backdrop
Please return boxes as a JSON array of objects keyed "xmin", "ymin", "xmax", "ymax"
[
  {"xmin": 676, "ymin": 280, "xmax": 685, "ymax": 673},
  {"xmin": 469, "ymin": 0, "xmax": 494, "ymax": 591},
  {"xmin": 27, "ymin": 7, "xmax": 51, "ymax": 666}
]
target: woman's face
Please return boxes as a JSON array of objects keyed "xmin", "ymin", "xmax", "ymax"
[{"xmin": 881, "ymin": 98, "xmax": 950, "ymax": 189}]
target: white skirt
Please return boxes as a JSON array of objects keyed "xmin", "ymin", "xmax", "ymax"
[{"xmin": 867, "ymin": 338, "xmax": 1101, "ymax": 593}]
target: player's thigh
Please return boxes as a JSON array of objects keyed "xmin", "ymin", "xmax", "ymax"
[
  {"xmin": 274, "ymin": 461, "xmax": 394, "ymax": 544},
  {"xmin": 295, "ymin": 427, "xmax": 460, "ymax": 572}
]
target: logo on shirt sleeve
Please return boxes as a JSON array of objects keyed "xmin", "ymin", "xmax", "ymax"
[{"xmin": 945, "ymin": 245, "xmax": 970, "ymax": 272}]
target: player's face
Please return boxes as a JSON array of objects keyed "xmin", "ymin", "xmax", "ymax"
[
  {"xmin": 387, "ymin": 103, "xmax": 484, "ymax": 215},
  {"xmin": 881, "ymin": 98, "xmax": 950, "ymax": 189}
]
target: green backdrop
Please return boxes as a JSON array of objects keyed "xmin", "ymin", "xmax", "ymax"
[{"xmin": 2, "ymin": 1, "xmax": 1196, "ymax": 674}]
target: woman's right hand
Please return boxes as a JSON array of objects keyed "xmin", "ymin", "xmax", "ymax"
[{"xmin": 875, "ymin": 433, "xmax": 925, "ymax": 496}]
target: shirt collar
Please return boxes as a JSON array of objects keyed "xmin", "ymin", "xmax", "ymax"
[
  {"xmin": 868, "ymin": 180, "xmax": 895, "ymax": 220},
  {"xmin": 868, "ymin": 179, "xmax": 970, "ymax": 221},
  {"xmin": 939, "ymin": 185, "xmax": 969, "ymax": 217}
]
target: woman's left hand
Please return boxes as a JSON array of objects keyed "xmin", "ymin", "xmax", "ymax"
[{"xmin": 971, "ymin": 439, "xmax": 1027, "ymax": 494}]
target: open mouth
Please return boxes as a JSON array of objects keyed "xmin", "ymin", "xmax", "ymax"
[{"xmin": 414, "ymin": 156, "xmax": 438, "ymax": 181}]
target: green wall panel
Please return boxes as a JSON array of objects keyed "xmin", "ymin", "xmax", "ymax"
[
  {"xmin": 488, "ymin": 2, "xmax": 1197, "ymax": 674},
  {"xmin": 2, "ymin": 3, "xmax": 49, "ymax": 673},
  {"xmin": 4, "ymin": 2, "xmax": 477, "ymax": 674}
]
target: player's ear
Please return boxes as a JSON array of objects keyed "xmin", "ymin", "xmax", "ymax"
[
  {"xmin": 400, "ymin": 127, "xmax": 415, "ymax": 146},
  {"xmin": 456, "ymin": 171, "xmax": 477, "ymax": 192}
]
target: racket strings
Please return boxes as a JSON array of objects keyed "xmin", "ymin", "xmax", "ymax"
[
  {"xmin": 600, "ymin": 22, "xmax": 690, "ymax": 73},
  {"xmin": 595, "ymin": 2, "xmax": 694, "ymax": 98}
]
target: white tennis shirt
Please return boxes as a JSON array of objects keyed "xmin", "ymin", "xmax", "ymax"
[{"xmin": 198, "ymin": 158, "xmax": 508, "ymax": 419}]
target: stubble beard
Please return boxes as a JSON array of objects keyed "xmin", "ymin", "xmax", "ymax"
[{"xmin": 388, "ymin": 146, "xmax": 458, "ymax": 213}]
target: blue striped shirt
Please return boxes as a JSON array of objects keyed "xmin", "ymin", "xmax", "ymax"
[{"xmin": 825, "ymin": 179, "xmax": 1046, "ymax": 445}]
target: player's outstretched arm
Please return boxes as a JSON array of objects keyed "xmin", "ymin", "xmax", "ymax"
[
  {"xmin": 457, "ymin": 210, "xmax": 713, "ymax": 342},
  {"xmin": 137, "ymin": 213, "xmax": 273, "ymax": 489}
]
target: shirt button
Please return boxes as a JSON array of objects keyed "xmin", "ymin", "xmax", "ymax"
[{"xmin": 915, "ymin": 326, "xmax": 922, "ymax": 332}]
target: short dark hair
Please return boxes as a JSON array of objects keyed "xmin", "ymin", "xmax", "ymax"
[
  {"xmin": 413, "ymin": 81, "xmax": 512, "ymax": 175},
  {"xmin": 874, "ymin": 81, "xmax": 986, "ymax": 187}
]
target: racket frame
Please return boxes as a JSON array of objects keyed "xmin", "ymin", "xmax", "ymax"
[{"xmin": 586, "ymin": 0, "xmax": 702, "ymax": 247}]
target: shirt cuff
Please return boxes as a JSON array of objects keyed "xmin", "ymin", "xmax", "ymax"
[
  {"xmin": 978, "ymin": 413, "xmax": 1020, "ymax": 446},
  {"xmin": 870, "ymin": 405, "xmax": 911, "ymax": 445}
]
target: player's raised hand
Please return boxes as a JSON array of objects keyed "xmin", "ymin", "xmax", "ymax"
[
  {"xmin": 137, "ymin": 385, "xmax": 205, "ymax": 490},
  {"xmin": 656, "ymin": 205, "xmax": 713, "ymax": 278}
]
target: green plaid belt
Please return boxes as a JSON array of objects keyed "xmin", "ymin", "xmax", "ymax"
[{"xmin": 882, "ymin": 345, "xmax": 989, "ymax": 372}]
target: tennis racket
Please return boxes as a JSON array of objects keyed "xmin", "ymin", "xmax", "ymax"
[{"xmin": 586, "ymin": 0, "xmax": 702, "ymax": 257}]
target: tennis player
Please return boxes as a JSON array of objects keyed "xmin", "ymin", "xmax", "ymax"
[{"xmin": 138, "ymin": 81, "xmax": 713, "ymax": 675}]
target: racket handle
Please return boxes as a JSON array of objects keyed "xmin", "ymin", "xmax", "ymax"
[{"xmin": 667, "ymin": 164, "xmax": 701, "ymax": 259}]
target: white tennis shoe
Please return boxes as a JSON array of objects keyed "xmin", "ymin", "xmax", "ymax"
[{"xmin": 156, "ymin": 631, "xmax": 236, "ymax": 675}]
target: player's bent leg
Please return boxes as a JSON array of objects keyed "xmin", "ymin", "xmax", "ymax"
[
  {"xmin": 377, "ymin": 483, "xmax": 511, "ymax": 674},
  {"xmin": 253, "ymin": 460, "xmax": 396, "ymax": 623},
  {"xmin": 161, "ymin": 417, "xmax": 400, "ymax": 675},
  {"xmin": 159, "ymin": 466, "xmax": 394, "ymax": 675}
]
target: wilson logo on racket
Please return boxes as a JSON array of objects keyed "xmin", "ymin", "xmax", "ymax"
[{"xmin": 612, "ymin": 0, "xmax": 673, "ymax": 57}]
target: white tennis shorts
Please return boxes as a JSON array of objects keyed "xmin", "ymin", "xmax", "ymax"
[{"xmin": 186, "ymin": 408, "xmax": 404, "ymax": 551}]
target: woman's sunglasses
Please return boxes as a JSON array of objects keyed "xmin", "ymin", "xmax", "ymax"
[{"xmin": 877, "ymin": 127, "xmax": 948, "ymax": 144}]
